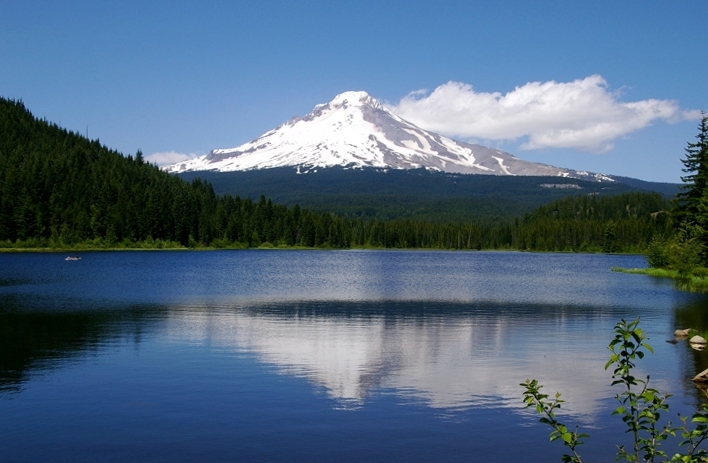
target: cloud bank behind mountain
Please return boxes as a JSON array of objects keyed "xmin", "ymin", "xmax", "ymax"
[{"xmin": 387, "ymin": 75, "xmax": 701, "ymax": 153}]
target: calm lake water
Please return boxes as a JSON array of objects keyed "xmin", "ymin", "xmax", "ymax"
[{"xmin": 2, "ymin": 250, "xmax": 708, "ymax": 462}]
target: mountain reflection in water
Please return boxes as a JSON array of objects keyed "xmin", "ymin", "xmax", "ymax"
[
  {"xmin": 164, "ymin": 302, "xmax": 622, "ymax": 416},
  {"xmin": 4, "ymin": 298, "xmax": 705, "ymax": 418},
  {"xmin": 3, "ymin": 251, "xmax": 708, "ymax": 463}
]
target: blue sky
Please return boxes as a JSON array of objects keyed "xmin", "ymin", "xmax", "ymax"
[{"xmin": 1, "ymin": 1, "xmax": 706, "ymax": 183}]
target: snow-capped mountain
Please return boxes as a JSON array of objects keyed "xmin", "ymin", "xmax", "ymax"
[{"xmin": 165, "ymin": 91, "xmax": 610, "ymax": 181}]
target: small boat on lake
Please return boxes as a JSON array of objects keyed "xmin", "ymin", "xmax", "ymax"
[{"xmin": 64, "ymin": 256, "xmax": 82, "ymax": 261}]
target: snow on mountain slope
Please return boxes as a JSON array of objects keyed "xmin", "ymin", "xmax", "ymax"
[{"xmin": 165, "ymin": 91, "xmax": 612, "ymax": 181}]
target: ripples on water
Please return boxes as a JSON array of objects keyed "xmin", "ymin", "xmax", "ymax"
[{"xmin": 1, "ymin": 250, "xmax": 708, "ymax": 462}]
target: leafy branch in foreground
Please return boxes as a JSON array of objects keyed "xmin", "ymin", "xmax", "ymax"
[
  {"xmin": 521, "ymin": 379, "xmax": 588, "ymax": 463},
  {"xmin": 606, "ymin": 318, "xmax": 673, "ymax": 462},
  {"xmin": 673, "ymin": 411, "xmax": 708, "ymax": 462},
  {"xmin": 522, "ymin": 318, "xmax": 708, "ymax": 463}
]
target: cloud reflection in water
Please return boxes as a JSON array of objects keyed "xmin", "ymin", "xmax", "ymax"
[{"xmin": 162, "ymin": 302, "xmax": 640, "ymax": 422}]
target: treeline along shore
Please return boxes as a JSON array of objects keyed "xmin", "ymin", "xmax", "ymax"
[{"xmin": 0, "ymin": 96, "xmax": 673, "ymax": 252}]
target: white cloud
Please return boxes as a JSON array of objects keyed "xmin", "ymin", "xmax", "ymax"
[
  {"xmin": 387, "ymin": 75, "xmax": 699, "ymax": 152},
  {"xmin": 145, "ymin": 151, "xmax": 200, "ymax": 166}
]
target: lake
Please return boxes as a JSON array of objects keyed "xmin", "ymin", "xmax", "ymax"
[{"xmin": 2, "ymin": 250, "xmax": 708, "ymax": 462}]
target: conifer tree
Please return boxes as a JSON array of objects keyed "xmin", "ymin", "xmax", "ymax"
[{"xmin": 674, "ymin": 113, "xmax": 708, "ymax": 264}]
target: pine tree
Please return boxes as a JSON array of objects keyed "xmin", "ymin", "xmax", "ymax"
[
  {"xmin": 675, "ymin": 114, "xmax": 708, "ymax": 223},
  {"xmin": 674, "ymin": 113, "xmax": 708, "ymax": 265}
]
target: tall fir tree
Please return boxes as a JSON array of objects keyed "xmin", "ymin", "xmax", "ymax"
[{"xmin": 674, "ymin": 113, "xmax": 708, "ymax": 263}]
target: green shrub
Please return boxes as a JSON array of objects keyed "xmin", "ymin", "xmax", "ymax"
[
  {"xmin": 691, "ymin": 267, "xmax": 708, "ymax": 278},
  {"xmin": 647, "ymin": 235, "xmax": 672, "ymax": 268},
  {"xmin": 522, "ymin": 318, "xmax": 708, "ymax": 463}
]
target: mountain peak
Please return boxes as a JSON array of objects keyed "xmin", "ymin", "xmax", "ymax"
[
  {"xmin": 331, "ymin": 90, "xmax": 370, "ymax": 104},
  {"xmin": 164, "ymin": 91, "xmax": 612, "ymax": 182},
  {"xmin": 329, "ymin": 91, "xmax": 381, "ymax": 109},
  {"xmin": 306, "ymin": 91, "xmax": 384, "ymax": 117}
]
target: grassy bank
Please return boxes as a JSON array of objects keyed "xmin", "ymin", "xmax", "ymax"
[{"xmin": 612, "ymin": 266, "xmax": 708, "ymax": 293}]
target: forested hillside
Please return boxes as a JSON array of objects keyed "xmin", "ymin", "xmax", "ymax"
[
  {"xmin": 0, "ymin": 96, "xmax": 672, "ymax": 252},
  {"xmin": 180, "ymin": 167, "xmax": 678, "ymax": 223},
  {"xmin": 0, "ymin": 97, "xmax": 337, "ymax": 247},
  {"xmin": 507, "ymin": 192, "xmax": 672, "ymax": 252}
]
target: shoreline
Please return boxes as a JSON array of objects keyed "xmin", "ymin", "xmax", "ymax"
[
  {"xmin": 0, "ymin": 245, "xmax": 644, "ymax": 255},
  {"xmin": 612, "ymin": 266, "xmax": 708, "ymax": 293}
]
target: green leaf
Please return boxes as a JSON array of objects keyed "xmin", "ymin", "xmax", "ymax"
[{"xmin": 605, "ymin": 357, "xmax": 617, "ymax": 370}]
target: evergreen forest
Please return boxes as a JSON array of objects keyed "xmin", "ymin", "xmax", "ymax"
[
  {"xmin": 179, "ymin": 166, "xmax": 678, "ymax": 223},
  {"xmin": 0, "ymin": 96, "xmax": 676, "ymax": 253}
]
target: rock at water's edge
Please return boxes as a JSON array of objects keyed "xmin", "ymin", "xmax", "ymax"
[{"xmin": 694, "ymin": 368, "xmax": 708, "ymax": 382}]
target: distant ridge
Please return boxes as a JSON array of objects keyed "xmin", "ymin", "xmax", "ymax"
[
  {"xmin": 166, "ymin": 91, "xmax": 612, "ymax": 182},
  {"xmin": 178, "ymin": 166, "xmax": 678, "ymax": 223}
]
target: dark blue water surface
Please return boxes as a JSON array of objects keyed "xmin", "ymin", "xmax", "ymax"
[{"xmin": 2, "ymin": 250, "xmax": 708, "ymax": 462}]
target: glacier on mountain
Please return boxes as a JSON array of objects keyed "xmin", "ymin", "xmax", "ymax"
[{"xmin": 165, "ymin": 91, "xmax": 612, "ymax": 181}]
